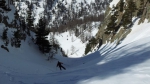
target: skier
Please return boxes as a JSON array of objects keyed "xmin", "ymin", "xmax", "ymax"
[{"xmin": 57, "ymin": 61, "xmax": 66, "ymax": 70}]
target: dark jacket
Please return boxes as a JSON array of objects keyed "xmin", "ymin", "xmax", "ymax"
[{"xmin": 57, "ymin": 61, "xmax": 63, "ymax": 67}]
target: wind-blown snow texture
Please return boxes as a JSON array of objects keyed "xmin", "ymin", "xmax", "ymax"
[{"xmin": 1, "ymin": 16, "xmax": 150, "ymax": 84}]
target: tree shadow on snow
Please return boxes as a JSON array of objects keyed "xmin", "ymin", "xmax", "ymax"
[{"xmin": 59, "ymin": 41, "xmax": 150, "ymax": 84}]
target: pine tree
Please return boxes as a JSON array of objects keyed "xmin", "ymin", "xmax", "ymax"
[
  {"xmin": 137, "ymin": 0, "xmax": 144, "ymax": 16},
  {"xmin": 2, "ymin": 28, "xmax": 8, "ymax": 41},
  {"xmin": 2, "ymin": 28, "xmax": 9, "ymax": 46},
  {"xmin": 84, "ymin": 37, "xmax": 97, "ymax": 55},
  {"xmin": 13, "ymin": 10, "xmax": 19, "ymax": 28},
  {"xmin": 35, "ymin": 18, "xmax": 51, "ymax": 53},
  {"xmin": 12, "ymin": 9, "xmax": 22, "ymax": 48},
  {"xmin": 128, "ymin": 0, "xmax": 137, "ymax": 19},
  {"xmin": 21, "ymin": 20, "xmax": 27, "ymax": 33},
  {"xmin": 105, "ymin": 5, "xmax": 118, "ymax": 34},
  {"xmin": 27, "ymin": 4, "xmax": 34, "ymax": 36},
  {"xmin": 122, "ymin": 1, "xmax": 137, "ymax": 28},
  {"xmin": 0, "ymin": 0, "xmax": 11, "ymax": 11},
  {"xmin": 0, "ymin": 0, "xmax": 6, "ymax": 8},
  {"xmin": 13, "ymin": 30, "xmax": 21, "ymax": 48},
  {"xmin": 122, "ymin": 9, "xmax": 131, "ymax": 28},
  {"xmin": 119, "ymin": 0, "xmax": 124, "ymax": 12},
  {"xmin": 85, "ymin": 43, "xmax": 91, "ymax": 55}
]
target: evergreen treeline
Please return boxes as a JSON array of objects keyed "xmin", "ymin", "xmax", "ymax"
[{"xmin": 0, "ymin": 0, "xmax": 51, "ymax": 54}]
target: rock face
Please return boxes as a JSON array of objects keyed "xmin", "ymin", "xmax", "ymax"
[{"xmin": 86, "ymin": 0, "xmax": 150, "ymax": 53}]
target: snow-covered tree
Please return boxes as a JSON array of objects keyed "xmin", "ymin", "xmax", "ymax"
[{"xmin": 35, "ymin": 18, "xmax": 51, "ymax": 53}]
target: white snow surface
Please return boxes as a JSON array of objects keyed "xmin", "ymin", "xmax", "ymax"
[
  {"xmin": 1, "ymin": 16, "xmax": 150, "ymax": 84},
  {"xmin": 109, "ymin": 0, "xmax": 120, "ymax": 8},
  {"xmin": 52, "ymin": 22, "xmax": 100, "ymax": 58}
]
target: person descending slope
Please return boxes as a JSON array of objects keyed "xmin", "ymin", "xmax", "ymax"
[{"xmin": 57, "ymin": 61, "xmax": 66, "ymax": 70}]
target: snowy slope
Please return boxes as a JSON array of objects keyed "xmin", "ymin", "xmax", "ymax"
[
  {"xmin": 1, "ymin": 12, "xmax": 150, "ymax": 84},
  {"xmin": 53, "ymin": 22, "xmax": 100, "ymax": 58},
  {"xmin": 13, "ymin": 0, "xmax": 108, "ymax": 57}
]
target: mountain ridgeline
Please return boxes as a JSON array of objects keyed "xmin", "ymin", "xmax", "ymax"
[{"xmin": 85, "ymin": 0, "xmax": 150, "ymax": 55}]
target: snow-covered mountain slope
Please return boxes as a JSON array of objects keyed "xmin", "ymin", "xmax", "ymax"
[
  {"xmin": 15, "ymin": 0, "xmax": 111, "ymax": 27},
  {"xmin": 52, "ymin": 22, "xmax": 100, "ymax": 57},
  {"xmin": 12, "ymin": 0, "xmax": 111, "ymax": 57},
  {"xmin": 1, "ymin": 12, "xmax": 150, "ymax": 84}
]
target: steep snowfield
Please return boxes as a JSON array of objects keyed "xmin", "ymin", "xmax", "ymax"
[
  {"xmin": 120, "ymin": 19, "xmax": 150, "ymax": 45},
  {"xmin": 53, "ymin": 22, "xmax": 100, "ymax": 58},
  {"xmin": 1, "ymin": 15, "xmax": 150, "ymax": 84}
]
